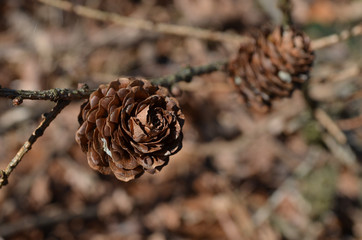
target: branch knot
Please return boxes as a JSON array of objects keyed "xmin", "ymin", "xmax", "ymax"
[{"xmin": 0, "ymin": 170, "xmax": 8, "ymax": 188}]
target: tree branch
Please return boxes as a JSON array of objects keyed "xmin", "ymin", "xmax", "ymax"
[
  {"xmin": 0, "ymin": 87, "xmax": 94, "ymax": 102},
  {"xmin": 1, "ymin": 20, "xmax": 361, "ymax": 101},
  {"xmin": 0, "ymin": 61, "xmax": 228, "ymax": 101},
  {"xmin": 0, "ymin": 100, "xmax": 70, "ymax": 188}
]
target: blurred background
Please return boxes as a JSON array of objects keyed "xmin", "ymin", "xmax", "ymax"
[{"xmin": 0, "ymin": 0, "xmax": 362, "ymax": 239}]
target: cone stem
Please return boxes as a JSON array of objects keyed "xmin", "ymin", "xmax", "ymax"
[{"xmin": 278, "ymin": 0, "xmax": 294, "ymax": 26}]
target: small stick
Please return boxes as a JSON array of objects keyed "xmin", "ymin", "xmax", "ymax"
[
  {"xmin": 311, "ymin": 23, "xmax": 362, "ymax": 50},
  {"xmin": 37, "ymin": 0, "xmax": 250, "ymax": 44},
  {"xmin": 314, "ymin": 108, "xmax": 347, "ymax": 145},
  {"xmin": 322, "ymin": 133, "xmax": 357, "ymax": 169},
  {"xmin": 0, "ymin": 87, "xmax": 94, "ymax": 102},
  {"xmin": 0, "ymin": 100, "xmax": 70, "ymax": 188}
]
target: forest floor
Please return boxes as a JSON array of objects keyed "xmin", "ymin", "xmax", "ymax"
[{"xmin": 0, "ymin": 0, "xmax": 362, "ymax": 239}]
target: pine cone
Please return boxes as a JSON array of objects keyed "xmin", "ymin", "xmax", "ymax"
[
  {"xmin": 228, "ymin": 26, "xmax": 315, "ymax": 112},
  {"xmin": 76, "ymin": 78, "xmax": 185, "ymax": 181}
]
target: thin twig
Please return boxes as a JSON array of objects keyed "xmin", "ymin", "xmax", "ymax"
[
  {"xmin": 302, "ymin": 61, "xmax": 358, "ymax": 171},
  {"xmin": 314, "ymin": 108, "xmax": 347, "ymax": 144},
  {"xmin": 321, "ymin": 133, "xmax": 358, "ymax": 169},
  {"xmin": 0, "ymin": 100, "xmax": 70, "ymax": 188},
  {"xmin": 0, "ymin": 87, "xmax": 94, "ymax": 101},
  {"xmin": 152, "ymin": 61, "xmax": 227, "ymax": 87},
  {"xmin": 37, "ymin": 0, "xmax": 250, "ymax": 44},
  {"xmin": 278, "ymin": 0, "xmax": 294, "ymax": 26},
  {"xmin": 311, "ymin": 23, "xmax": 362, "ymax": 50},
  {"xmin": 38, "ymin": 0, "xmax": 362, "ymax": 51}
]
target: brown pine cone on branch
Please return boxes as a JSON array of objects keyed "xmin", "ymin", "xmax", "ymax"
[
  {"xmin": 228, "ymin": 26, "xmax": 315, "ymax": 112},
  {"xmin": 76, "ymin": 78, "xmax": 184, "ymax": 181}
]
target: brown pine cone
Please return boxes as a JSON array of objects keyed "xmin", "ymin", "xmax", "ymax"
[
  {"xmin": 228, "ymin": 26, "xmax": 315, "ymax": 112},
  {"xmin": 76, "ymin": 77, "xmax": 185, "ymax": 181}
]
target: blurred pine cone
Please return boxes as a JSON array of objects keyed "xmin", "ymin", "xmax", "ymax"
[
  {"xmin": 228, "ymin": 26, "xmax": 315, "ymax": 112},
  {"xmin": 76, "ymin": 78, "xmax": 184, "ymax": 181}
]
